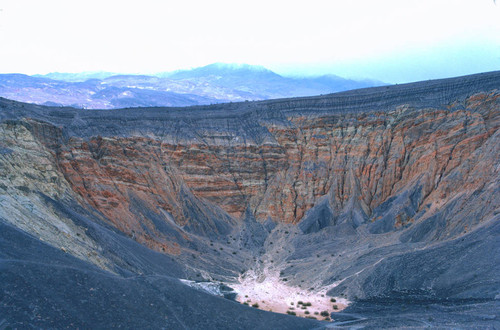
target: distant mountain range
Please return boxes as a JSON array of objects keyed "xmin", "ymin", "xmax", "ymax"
[{"xmin": 0, "ymin": 63, "xmax": 385, "ymax": 109}]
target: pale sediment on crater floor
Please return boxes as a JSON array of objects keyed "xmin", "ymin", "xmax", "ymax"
[{"xmin": 230, "ymin": 269, "xmax": 348, "ymax": 320}]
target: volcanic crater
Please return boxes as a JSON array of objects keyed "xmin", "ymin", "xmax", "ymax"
[{"xmin": 1, "ymin": 71, "xmax": 499, "ymax": 328}]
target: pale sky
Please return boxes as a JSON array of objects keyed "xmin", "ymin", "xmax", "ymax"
[{"xmin": 0, "ymin": 0, "xmax": 499, "ymax": 83}]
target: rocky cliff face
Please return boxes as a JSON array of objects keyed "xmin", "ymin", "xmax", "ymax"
[
  {"xmin": 1, "ymin": 71, "xmax": 499, "ymax": 328},
  {"xmin": 14, "ymin": 84, "xmax": 498, "ymax": 245}
]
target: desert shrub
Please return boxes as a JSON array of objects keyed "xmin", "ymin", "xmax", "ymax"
[
  {"xmin": 304, "ymin": 311, "xmax": 310, "ymax": 315},
  {"xmin": 304, "ymin": 302, "xmax": 312, "ymax": 306},
  {"xmin": 286, "ymin": 311, "xmax": 296, "ymax": 316},
  {"xmin": 252, "ymin": 303, "xmax": 259, "ymax": 308},
  {"xmin": 333, "ymin": 305, "xmax": 338, "ymax": 310},
  {"xmin": 330, "ymin": 298, "xmax": 336, "ymax": 303},
  {"xmin": 320, "ymin": 311, "xmax": 329, "ymax": 317}
]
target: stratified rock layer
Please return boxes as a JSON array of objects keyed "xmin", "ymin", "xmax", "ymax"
[{"xmin": 22, "ymin": 90, "xmax": 497, "ymax": 249}]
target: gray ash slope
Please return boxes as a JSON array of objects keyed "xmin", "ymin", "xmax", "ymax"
[
  {"xmin": 0, "ymin": 220, "xmax": 317, "ymax": 329},
  {"xmin": 0, "ymin": 70, "xmax": 499, "ymax": 328}
]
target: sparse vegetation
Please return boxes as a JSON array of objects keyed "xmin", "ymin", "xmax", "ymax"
[
  {"xmin": 252, "ymin": 303, "xmax": 259, "ymax": 308},
  {"xmin": 286, "ymin": 311, "xmax": 296, "ymax": 316},
  {"xmin": 330, "ymin": 298, "xmax": 336, "ymax": 302},
  {"xmin": 320, "ymin": 311, "xmax": 329, "ymax": 317}
]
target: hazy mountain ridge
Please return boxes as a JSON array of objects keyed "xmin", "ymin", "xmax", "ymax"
[
  {"xmin": 0, "ymin": 64, "xmax": 385, "ymax": 109},
  {"xmin": 33, "ymin": 71, "xmax": 118, "ymax": 82}
]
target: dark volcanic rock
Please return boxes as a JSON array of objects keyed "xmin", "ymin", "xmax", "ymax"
[
  {"xmin": 328, "ymin": 216, "xmax": 500, "ymax": 300},
  {"xmin": 0, "ymin": 220, "xmax": 318, "ymax": 329},
  {"xmin": 330, "ymin": 300, "xmax": 500, "ymax": 328}
]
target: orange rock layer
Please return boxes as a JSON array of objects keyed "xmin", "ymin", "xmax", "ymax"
[{"xmin": 35, "ymin": 92, "xmax": 499, "ymax": 252}]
